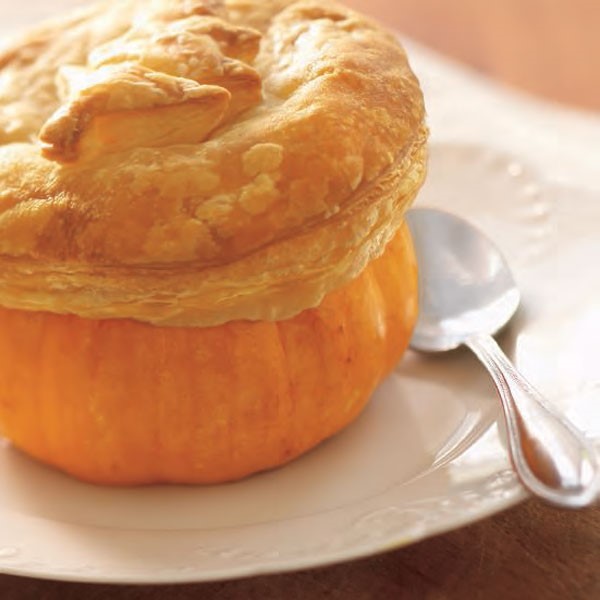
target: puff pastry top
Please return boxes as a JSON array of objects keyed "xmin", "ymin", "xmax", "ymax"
[{"xmin": 0, "ymin": 0, "xmax": 427, "ymax": 326}]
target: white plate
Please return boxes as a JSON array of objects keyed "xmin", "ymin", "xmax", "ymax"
[{"xmin": 2, "ymin": 3, "xmax": 600, "ymax": 585}]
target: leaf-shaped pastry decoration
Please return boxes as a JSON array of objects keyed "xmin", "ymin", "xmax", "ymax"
[
  {"xmin": 89, "ymin": 16, "xmax": 262, "ymax": 117},
  {"xmin": 39, "ymin": 65, "xmax": 231, "ymax": 161},
  {"xmin": 38, "ymin": 8, "xmax": 262, "ymax": 162}
]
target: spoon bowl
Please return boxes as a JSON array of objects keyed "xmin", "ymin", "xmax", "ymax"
[
  {"xmin": 407, "ymin": 208, "xmax": 521, "ymax": 352},
  {"xmin": 406, "ymin": 207, "xmax": 600, "ymax": 508}
]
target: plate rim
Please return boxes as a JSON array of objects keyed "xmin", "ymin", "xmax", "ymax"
[{"xmin": 0, "ymin": 453, "xmax": 526, "ymax": 584}]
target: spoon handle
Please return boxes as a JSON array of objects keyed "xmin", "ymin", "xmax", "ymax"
[{"xmin": 465, "ymin": 333, "xmax": 600, "ymax": 508}]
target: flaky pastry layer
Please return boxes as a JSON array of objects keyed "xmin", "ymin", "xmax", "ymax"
[{"xmin": 0, "ymin": 0, "xmax": 427, "ymax": 326}]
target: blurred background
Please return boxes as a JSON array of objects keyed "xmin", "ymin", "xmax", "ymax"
[{"xmin": 347, "ymin": 0, "xmax": 600, "ymax": 112}]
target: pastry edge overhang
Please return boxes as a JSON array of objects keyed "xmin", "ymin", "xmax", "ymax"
[{"xmin": 0, "ymin": 135, "xmax": 427, "ymax": 326}]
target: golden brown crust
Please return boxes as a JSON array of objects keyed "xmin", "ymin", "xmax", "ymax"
[{"xmin": 0, "ymin": 0, "xmax": 427, "ymax": 326}]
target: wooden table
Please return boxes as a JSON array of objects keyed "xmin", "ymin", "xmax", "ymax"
[{"xmin": 1, "ymin": 1, "xmax": 599, "ymax": 598}]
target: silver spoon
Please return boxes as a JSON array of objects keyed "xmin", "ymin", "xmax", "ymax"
[{"xmin": 406, "ymin": 207, "xmax": 600, "ymax": 508}]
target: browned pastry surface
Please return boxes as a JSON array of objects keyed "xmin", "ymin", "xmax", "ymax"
[{"xmin": 0, "ymin": 0, "xmax": 427, "ymax": 325}]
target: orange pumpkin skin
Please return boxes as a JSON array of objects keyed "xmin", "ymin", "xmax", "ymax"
[{"xmin": 0, "ymin": 223, "xmax": 418, "ymax": 485}]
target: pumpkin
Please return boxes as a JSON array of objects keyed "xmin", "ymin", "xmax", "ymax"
[{"xmin": 0, "ymin": 223, "xmax": 417, "ymax": 485}]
